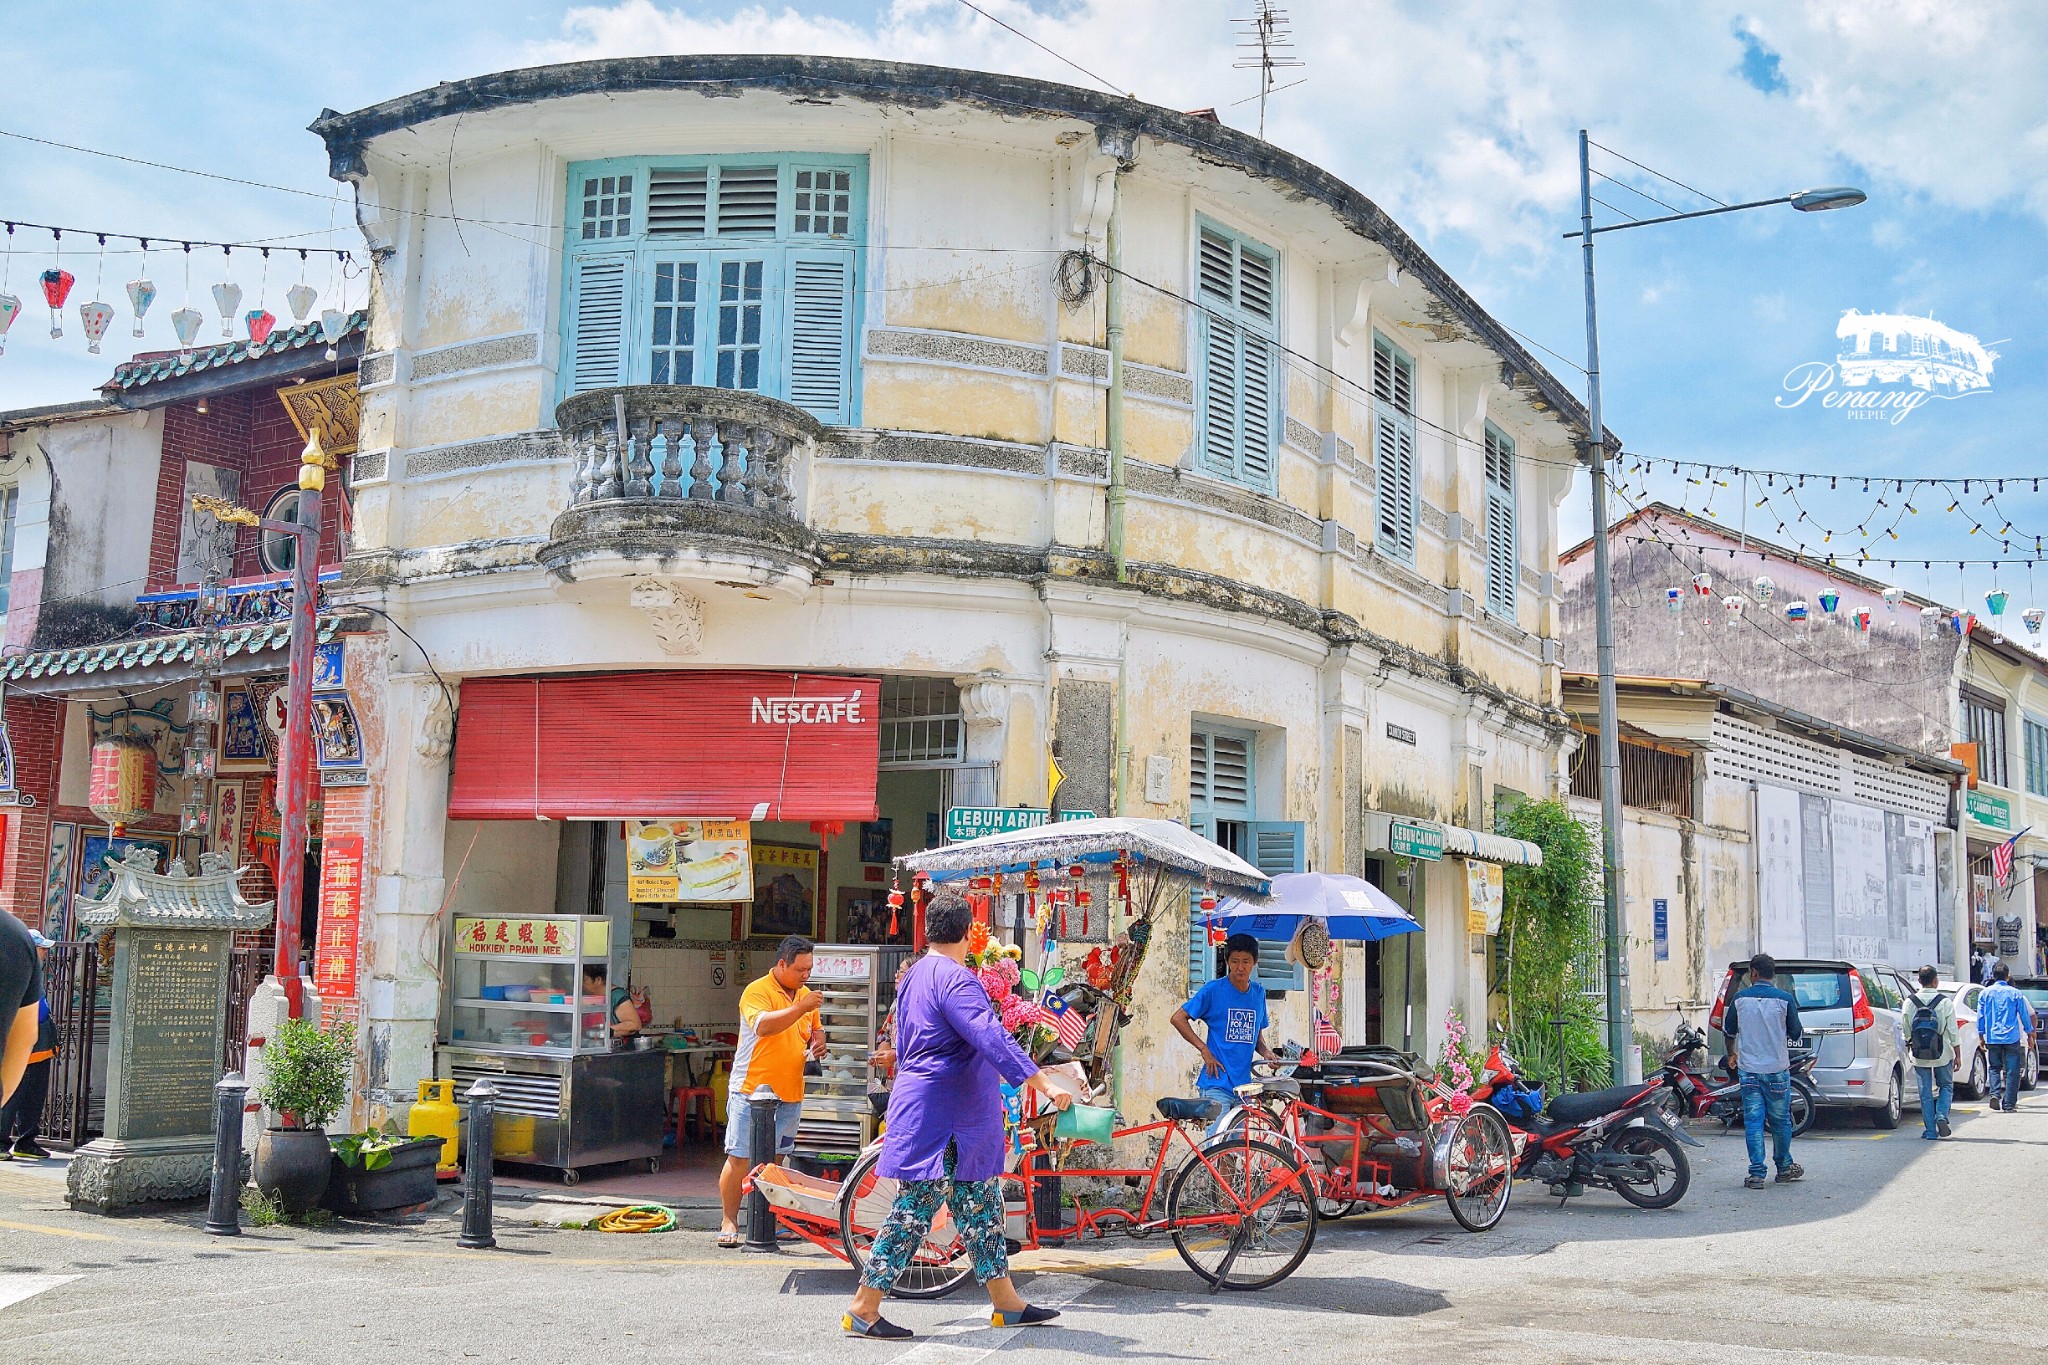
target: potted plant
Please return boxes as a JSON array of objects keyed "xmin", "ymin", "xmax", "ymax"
[
  {"xmin": 322, "ymin": 1126, "xmax": 445, "ymax": 1216},
  {"xmin": 253, "ymin": 1017, "xmax": 354, "ymax": 1214}
]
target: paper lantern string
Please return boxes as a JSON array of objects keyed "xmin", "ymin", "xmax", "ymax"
[{"xmin": 0, "ymin": 224, "xmax": 18, "ymax": 356}]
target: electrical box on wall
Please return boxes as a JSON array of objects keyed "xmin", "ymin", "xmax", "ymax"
[{"xmin": 1144, "ymin": 754, "xmax": 1172, "ymax": 805}]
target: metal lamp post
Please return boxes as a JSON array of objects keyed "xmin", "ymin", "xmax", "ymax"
[
  {"xmin": 1572, "ymin": 129, "xmax": 1863, "ymax": 1082},
  {"xmin": 192, "ymin": 426, "xmax": 333, "ymax": 1018}
]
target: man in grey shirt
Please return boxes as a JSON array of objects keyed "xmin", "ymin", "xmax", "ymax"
[{"xmin": 1723, "ymin": 952, "xmax": 1805, "ymax": 1189}]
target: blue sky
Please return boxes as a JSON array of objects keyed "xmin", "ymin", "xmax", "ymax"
[{"xmin": 3, "ymin": 0, "xmax": 2042, "ymax": 615}]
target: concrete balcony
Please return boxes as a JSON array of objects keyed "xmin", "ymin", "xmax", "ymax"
[{"xmin": 537, "ymin": 386, "xmax": 823, "ymax": 600}]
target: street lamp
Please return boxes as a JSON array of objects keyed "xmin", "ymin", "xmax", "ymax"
[
  {"xmin": 1570, "ymin": 130, "xmax": 1863, "ymax": 1083},
  {"xmin": 192, "ymin": 425, "xmax": 333, "ymax": 1019}
]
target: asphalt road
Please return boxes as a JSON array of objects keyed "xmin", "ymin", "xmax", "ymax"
[{"xmin": 3, "ymin": 1099, "xmax": 2043, "ymax": 1364}]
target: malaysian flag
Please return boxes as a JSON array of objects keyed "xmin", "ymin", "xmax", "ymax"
[
  {"xmin": 1040, "ymin": 991, "xmax": 1089, "ymax": 1050},
  {"xmin": 1993, "ymin": 827, "xmax": 2030, "ymax": 889},
  {"xmin": 1314, "ymin": 1012, "xmax": 1342, "ymax": 1054}
]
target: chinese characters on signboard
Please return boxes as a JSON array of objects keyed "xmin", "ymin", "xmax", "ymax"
[
  {"xmin": 454, "ymin": 915, "xmax": 611, "ymax": 960},
  {"xmin": 313, "ymin": 834, "xmax": 365, "ymax": 999}
]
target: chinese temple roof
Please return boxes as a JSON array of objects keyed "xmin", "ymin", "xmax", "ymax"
[
  {"xmin": 76, "ymin": 848, "xmax": 275, "ymax": 933},
  {"xmin": 104, "ymin": 310, "xmax": 367, "ymax": 402},
  {"xmin": 0, "ymin": 618, "xmax": 338, "ymax": 688}
]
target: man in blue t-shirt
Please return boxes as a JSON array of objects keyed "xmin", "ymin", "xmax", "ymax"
[{"xmin": 1172, "ymin": 933, "xmax": 1274, "ymax": 1132}]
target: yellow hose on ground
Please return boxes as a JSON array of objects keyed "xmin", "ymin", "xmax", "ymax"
[{"xmin": 593, "ymin": 1203, "xmax": 678, "ymax": 1233}]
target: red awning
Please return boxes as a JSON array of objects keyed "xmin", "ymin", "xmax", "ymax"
[{"xmin": 449, "ymin": 671, "xmax": 881, "ymax": 820}]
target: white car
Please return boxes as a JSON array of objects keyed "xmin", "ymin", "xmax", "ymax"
[{"xmin": 1929, "ymin": 982, "xmax": 2040, "ymax": 1100}]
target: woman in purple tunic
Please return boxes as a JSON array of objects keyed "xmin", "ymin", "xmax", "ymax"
[{"xmin": 842, "ymin": 893, "xmax": 1074, "ymax": 1340}]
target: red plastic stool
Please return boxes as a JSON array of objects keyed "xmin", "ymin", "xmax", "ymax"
[{"xmin": 674, "ymin": 1084, "xmax": 716, "ymax": 1141}]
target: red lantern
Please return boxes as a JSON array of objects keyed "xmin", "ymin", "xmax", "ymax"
[
  {"xmin": 89, "ymin": 734, "xmax": 157, "ymax": 833},
  {"xmin": 1067, "ymin": 864, "xmax": 1086, "ymax": 880},
  {"xmin": 1199, "ymin": 894, "xmax": 1217, "ymax": 912},
  {"xmin": 1022, "ymin": 869, "xmax": 1040, "ymax": 891},
  {"xmin": 886, "ymin": 888, "xmax": 905, "ymax": 936}
]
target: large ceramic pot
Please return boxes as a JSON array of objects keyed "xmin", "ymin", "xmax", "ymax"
[{"xmin": 254, "ymin": 1127, "xmax": 332, "ymax": 1214}]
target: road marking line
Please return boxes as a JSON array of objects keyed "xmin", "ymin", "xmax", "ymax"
[
  {"xmin": 0, "ymin": 1273, "xmax": 81, "ymax": 1312},
  {"xmin": 883, "ymin": 1272, "xmax": 1093, "ymax": 1364},
  {"xmin": 0, "ymin": 1218, "xmax": 116, "ymax": 1241}
]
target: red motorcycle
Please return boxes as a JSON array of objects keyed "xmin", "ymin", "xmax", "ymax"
[{"xmin": 1474, "ymin": 1046, "xmax": 1701, "ymax": 1209}]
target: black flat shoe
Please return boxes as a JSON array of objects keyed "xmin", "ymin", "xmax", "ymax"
[
  {"xmin": 844, "ymin": 1312, "xmax": 913, "ymax": 1339},
  {"xmin": 991, "ymin": 1304, "xmax": 1061, "ymax": 1327}
]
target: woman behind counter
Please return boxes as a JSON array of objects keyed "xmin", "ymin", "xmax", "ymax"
[
  {"xmin": 581, "ymin": 964, "xmax": 641, "ymax": 1046},
  {"xmin": 841, "ymin": 893, "xmax": 1073, "ymax": 1341}
]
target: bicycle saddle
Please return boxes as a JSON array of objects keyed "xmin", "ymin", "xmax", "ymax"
[{"xmin": 1157, "ymin": 1096, "xmax": 1221, "ymax": 1122}]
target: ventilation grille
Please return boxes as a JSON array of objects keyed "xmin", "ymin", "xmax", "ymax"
[
  {"xmin": 1237, "ymin": 247, "xmax": 1275, "ymax": 321},
  {"xmin": 1848, "ymin": 754, "xmax": 1950, "ymax": 819},
  {"xmin": 447, "ymin": 1065, "xmax": 564, "ymax": 1119},
  {"xmin": 1374, "ymin": 338, "xmax": 1414, "ymax": 414},
  {"xmin": 716, "ymin": 166, "xmax": 779, "ymax": 235},
  {"xmin": 646, "ymin": 168, "xmax": 708, "ymax": 236},
  {"xmin": 1198, "ymin": 229, "xmax": 1234, "ymax": 303},
  {"xmin": 1708, "ymin": 715, "xmax": 1844, "ymax": 794}
]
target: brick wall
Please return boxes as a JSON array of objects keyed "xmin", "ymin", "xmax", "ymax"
[
  {"xmin": 149, "ymin": 388, "xmax": 344, "ymax": 592},
  {"xmin": 1, "ymin": 695, "xmax": 63, "ymax": 929}
]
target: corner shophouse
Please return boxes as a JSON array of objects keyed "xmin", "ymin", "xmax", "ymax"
[{"xmin": 309, "ymin": 54, "xmax": 1595, "ymax": 1144}]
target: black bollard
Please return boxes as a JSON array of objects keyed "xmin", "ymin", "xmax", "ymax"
[
  {"xmin": 458, "ymin": 1079, "xmax": 497, "ymax": 1250},
  {"xmin": 741, "ymin": 1094, "xmax": 779, "ymax": 1253},
  {"xmin": 204, "ymin": 1071, "xmax": 249, "ymax": 1236}
]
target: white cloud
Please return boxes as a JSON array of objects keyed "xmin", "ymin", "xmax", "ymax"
[{"xmin": 531, "ymin": 0, "xmax": 2048, "ymax": 263}]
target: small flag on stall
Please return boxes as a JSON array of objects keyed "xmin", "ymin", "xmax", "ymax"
[
  {"xmin": 1993, "ymin": 828, "xmax": 2029, "ymax": 889},
  {"xmin": 1314, "ymin": 1012, "xmax": 1342, "ymax": 1054},
  {"xmin": 1040, "ymin": 991, "xmax": 1089, "ymax": 1050}
]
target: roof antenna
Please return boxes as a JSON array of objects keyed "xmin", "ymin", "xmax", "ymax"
[{"xmin": 1234, "ymin": 0, "xmax": 1304, "ymax": 139}]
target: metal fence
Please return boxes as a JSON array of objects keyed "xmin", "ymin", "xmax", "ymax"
[{"xmin": 40, "ymin": 942, "xmax": 104, "ymax": 1148}]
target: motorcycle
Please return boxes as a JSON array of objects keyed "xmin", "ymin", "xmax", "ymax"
[
  {"xmin": 1475, "ymin": 1046, "xmax": 1702, "ymax": 1209},
  {"xmin": 1659, "ymin": 1020, "xmax": 1819, "ymax": 1137}
]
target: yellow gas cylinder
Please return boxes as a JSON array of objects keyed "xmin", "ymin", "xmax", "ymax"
[
  {"xmin": 410, "ymin": 1078, "xmax": 461, "ymax": 1176},
  {"xmin": 710, "ymin": 1059, "xmax": 732, "ymax": 1125}
]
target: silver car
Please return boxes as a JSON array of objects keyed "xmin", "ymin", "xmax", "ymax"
[{"xmin": 1711, "ymin": 959, "xmax": 1915, "ymax": 1129}]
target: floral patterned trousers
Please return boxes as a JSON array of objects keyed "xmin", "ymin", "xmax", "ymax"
[{"xmin": 861, "ymin": 1141, "xmax": 1009, "ymax": 1291}]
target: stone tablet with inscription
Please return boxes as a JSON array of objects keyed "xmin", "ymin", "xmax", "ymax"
[{"xmin": 67, "ymin": 848, "xmax": 274, "ymax": 1213}]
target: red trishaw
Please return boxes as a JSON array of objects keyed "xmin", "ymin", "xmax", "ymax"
[{"xmin": 750, "ymin": 818, "xmax": 1324, "ymax": 1294}]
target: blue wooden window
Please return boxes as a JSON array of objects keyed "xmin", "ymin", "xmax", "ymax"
[
  {"xmin": 1484, "ymin": 422, "xmax": 1517, "ymax": 618},
  {"xmin": 1194, "ymin": 221, "xmax": 1281, "ymax": 492},
  {"xmin": 1374, "ymin": 334, "xmax": 1418, "ymax": 561},
  {"xmin": 560, "ymin": 155, "xmax": 864, "ymax": 424},
  {"xmin": 1187, "ymin": 726, "xmax": 1306, "ymax": 992},
  {"xmin": 2025, "ymin": 715, "xmax": 2048, "ymax": 797}
]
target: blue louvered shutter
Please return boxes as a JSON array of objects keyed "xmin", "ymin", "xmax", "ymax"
[
  {"xmin": 1484, "ymin": 423, "xmax": 1517, "ymax": 618},
  {"xmin": 567, "ymin": 255, "xmax": 632, "ymax": 393},
  {"xmin": 1249, "ymin": 821, "xmax": 1306, "ymax": 991},
  {"xmin": 1187, "ymin": 811, "xmax": 1219, "ymax": 991},
  {"xmin": 1373, "ymin": 336, "xmax": 1417, "ymax": 561},
  {"xmin": 785, "ymin": 249, "xmax": 855, "ymax": 423}
]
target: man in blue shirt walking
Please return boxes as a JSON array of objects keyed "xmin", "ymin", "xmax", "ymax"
[
  {"xmin": 1976, "ymin": 963, "xmax": 2035, "ymax": 1113},
  {"xmin": 1723, "ymin": 953, "xmax": 1806, "ymax": 1189},
  {"xmin": 1172, "ymin": 932, "xmax": 1275, "ymax": 1133}
]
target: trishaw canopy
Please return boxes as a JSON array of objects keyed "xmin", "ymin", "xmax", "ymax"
[{"xmin": 896, "ymin": 816, "xmax": 1270, "ymax": 896}]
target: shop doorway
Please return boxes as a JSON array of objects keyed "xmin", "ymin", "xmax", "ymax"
[{"xmin": 1363, "ymin": 855, "xmax": 1427, "ymax": 1053}]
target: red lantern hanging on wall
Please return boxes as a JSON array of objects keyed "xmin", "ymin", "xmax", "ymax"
[{"xmin": 89, "ymin": 733, "xmax": 157, "ymax": 833}]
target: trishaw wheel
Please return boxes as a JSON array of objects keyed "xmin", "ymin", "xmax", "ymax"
[
  {"xmin": 837, "ymin": 1148, "xmax": 975, "ymax": 1300},
  {"xmin": 1167, "ymin": 1135, "xmax": 1318, "ymax": 1290},
  {"xmin": 1316, "ymin": 1197, "xmax": 1361, "ymax": 1220},
  {"xmin": 1443, "ymin": 1105, "xmax": 1513, "ymax": 1233}
]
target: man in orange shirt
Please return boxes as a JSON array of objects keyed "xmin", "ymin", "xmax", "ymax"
[{"xmin": 718, "ymin": 935, "xmax": 826, "ymax": 1247}]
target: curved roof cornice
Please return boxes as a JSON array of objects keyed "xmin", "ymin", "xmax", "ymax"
[{"xmin": 310, "ymin": 53, "xmax": 1602, "ymax": 446}]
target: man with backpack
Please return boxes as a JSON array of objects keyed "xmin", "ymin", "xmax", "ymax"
[{"xmin": 1906, "ymin": 965, "xmax": 1960, "ymax": 1140}]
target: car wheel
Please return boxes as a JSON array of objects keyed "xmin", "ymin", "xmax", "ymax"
[
  {"xmin": 1871, "ymin": 1070, "xmax": 1903, "ymax": 1130},
  {"xmin": 2026, "ymin": 1047, "xmax": 2041, "ymax": 1092},
  {"xmin": 1968, "ymin": 1051, "xmax": 1989, "ymax": 1102}
]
